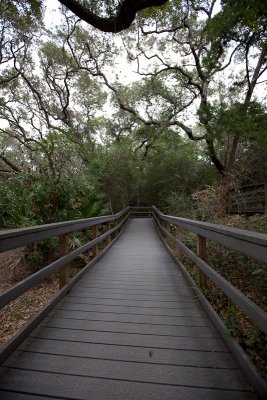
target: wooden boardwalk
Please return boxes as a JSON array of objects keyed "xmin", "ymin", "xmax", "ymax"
[{"xmin": 0, "ymin": 219, "xmax": 257, "ymax": 399}]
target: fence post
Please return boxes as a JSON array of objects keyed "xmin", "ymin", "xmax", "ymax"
[
  {"xmin": 107, "ymin": 221, "xmax": 111, "ymax": 243},
  {"xmin": 92, "ymin": 224, "xmax": 99, "ymax": 257},
  {"xmin": 58, "ymin": 234, "xmax": 69, "ymax": 289},
  {"xmin": 175, "ymin": 226, "xmax": 182, "ymax": 258},
  {"xmin": 265, "ymin": 183, "xmax": 267, "ymax": 215},
  {"xmin": 197, "ymin": 235, "xmax": 208, "ymax": 289}
]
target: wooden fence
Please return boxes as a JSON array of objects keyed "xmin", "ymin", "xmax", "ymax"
[
  {"xmin": 152, "ymin": 206, "xmax": 267, "ymax": 398},
  {"xmin": 0, "ymin": 207, "xmax": 131, "ymax": 364},
  {"xmin": 228, "ymin": 183, "xmax": 267, "ymax": 214}
]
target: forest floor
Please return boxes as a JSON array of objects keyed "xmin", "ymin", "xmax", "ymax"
[{"xmin": 0, "ymin": 248, "xmax": 58, "ymax": 347}]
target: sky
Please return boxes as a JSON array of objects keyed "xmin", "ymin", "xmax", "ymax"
[
  {"xmin": 44, "ymin": 1, "xmax": 140, "ymax": 84},
  {"xmin": 44, "ymin": 1, "xmax": 266, "ymax": 103}
]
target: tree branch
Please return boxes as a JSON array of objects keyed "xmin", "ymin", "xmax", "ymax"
[
  {"xmin": 0, "ymin": 154, "xmax": 21, "ymax": 172},
  {"xmin": 58, "ymin": 0, "xmax": 169, "ymax": 32}
]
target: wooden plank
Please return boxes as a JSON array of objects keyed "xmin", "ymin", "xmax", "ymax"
[
  {"xmin": 0, "ymin": 369, "xmax": 256, "ymax": 400},
  {"xmin": 32, "ymin": 326, "xmax": 230, "ymax": 352},
  {"xmin": 3, "ymin": 351, "xmax": 251, "ymax": 390},
  {"xmin": 67, "ymin": 291, "xmax": 194, "ymax": 301},
  {"xmin": 70, "ymin": 286, "xmax": 193, "ymax": 297},
  {"xmin": 76, "ymin": 282, "xmax": 188, "ymax": 290},
  {"xmin": 55, "ymin": 301, "xmax": 207, "ymax": 317},
  {"xmin": 0, "ymin": 392, "xmax": 63, "ymax": 400},
  {"xmin": 51, "ymin": 309, "xmax": 210, "ymax": 327},
  {"xmin": 64, "ymin": 296, "xmax": 198, "ymax": 309},
  {"xmin": 19, "ymin": 338, "xmax": 237, "ymax": 368},
  {"xmin": 42, "ymin": 317, "xmax": 218, "ymax": 337},
  {"xmin": 62, "ymin": 296, "xmax": 200, "ymax": 308},
  {"xmin": 80, "ymin": 277, "xmax": 185, "ymax": 285}
]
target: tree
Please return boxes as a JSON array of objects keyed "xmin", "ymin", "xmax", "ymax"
[
  {"xmin": 0, "ymin": 0, "xmax": 43, "ymax": 86},
  {"xmin": 57, "ymin": 0, "xmax": 169, "ymax": 32},
  {"xmin": 115, "ymin": 0, "xmax": 267, "ymax": 193}
]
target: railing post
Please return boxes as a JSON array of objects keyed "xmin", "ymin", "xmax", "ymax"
[
  {"xmin": 107, "ymin": 221, "xmax": 111, "ymax": 243},
  {"xmin": 175, "ymin": 225, "xmax": 182, "ymax": 258},
  {"xmin": 58, "ymin": 234, "xmax": 70, "ymax": 289},
  {"xmin": 165, "ymin": 221, "xmax": 171, "ymax": 235},
  {"xmin": 92, "ymin": 224, "xmax": 99, "ymax": 257},
  {"xmin": 197, "ymin": 235, "xmax": 208, "ymax": 289}
]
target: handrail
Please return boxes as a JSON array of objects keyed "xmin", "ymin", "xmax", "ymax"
[
  {"xmin": 130, "ymin": 206, "xmax": 152, "ymax": 218},
  {"xmin": 152, "ymin": 206, "xmax": 267, "ymax": 336},
  {"xmin": 0, "ymin": 207, "xmax": 131, "ymax": 364},
  {"xmin": 0, "ymin": 207, "xmax": 130, "ymax": 309},
  {"xmin": 0, "ymin": 208, "xmax": 130, "ymax": 253},
  {"xmin": 152, "ymin": 206, "xmax": 267, "ymax": 263},
  {"xmin": 0, "ymin": 213, "xmax": 129, "ymax": 309}
]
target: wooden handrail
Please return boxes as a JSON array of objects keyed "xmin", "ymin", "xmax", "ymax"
[
  {"xmin": 0, "ymin": 207, "xmax": 131, "ymax": 364},
  {"xmin": 0, "ymin": 209, "xmax": 130, "ymax": 307},
  {"xmin": 130, "ymin": 206, "xmax": 152, "ymax": 217},
  {"xmin": 152, "ymin": 206, "xmax": 267, "ymax": 263},
  {"xmin": 152, "ymin": 206, "xmax": 267, "ymax": 336},
  {"xmin": 0, "ymin": 208, "xmax": 130, "ymax": 253}
]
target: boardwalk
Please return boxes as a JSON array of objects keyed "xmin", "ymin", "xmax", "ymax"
[{"xmin": 0, "ymin": 219, "xmax": 257, "ymax": 399}]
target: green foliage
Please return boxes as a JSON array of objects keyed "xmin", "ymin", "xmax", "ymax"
[
  {"xmin": 163, "ymin": 192, "xmax": 195, "ymax": 218},
  {"xmin": 0, "ymin": 0, "xmax": 43, "ymax": 31},
  {"xmin": 0, "ymin": 170, "xmax": 110, "ymax": 227},
  {"xmin": 209, "ymin": 102, "xmax": 267, "ymax": 147}
]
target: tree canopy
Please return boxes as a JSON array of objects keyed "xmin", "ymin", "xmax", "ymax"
[{"xmin": 0, "ymin": 0, "xmax": 266, "ymax": 225}]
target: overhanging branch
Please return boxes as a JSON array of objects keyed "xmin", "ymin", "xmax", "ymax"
[{"xmin": 58, "ymin": 0, "xmax": 169, "ymax": 32}]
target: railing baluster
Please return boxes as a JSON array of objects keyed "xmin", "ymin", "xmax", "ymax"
[
  {"xmin": 197, "ymin": 235, "xmax": 208, "ymax": 289},
  {"xmin": 58, "ymin": 234, "xmax": 70, "ymax": 289},
  {"xmin": 107, "ymin": 221, "xmax": 111, "ymax": 243},
  {"xmin": 92, "ymin": 224, "xmax": 99, "ymax": 257},
  {"xmin": 175, "ymin": 225, "xmax": 182, "ymax": 258}
]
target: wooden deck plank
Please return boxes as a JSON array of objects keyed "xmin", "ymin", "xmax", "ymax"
[
  {"xmin": 61, "ymin": 296, "xmax": 199, "ymax": 308},
  {"xmin": 50, "ymin": 309, "xmax": 210, "ymax": 326},
  {"xmin": 70, "ymin": 287, "xmax": 195, "ymax": 301},
  {"xmin": 0, "ymin": 218, "xmax": 257, "ymax": 399},
  {"xmin": 33, "ymin": 326, "xmax": 229, "ymax": 351},
  {"xmin": 0, "ymin": 392, "xmax": 64, "ymax": 400},
  {"xmin": 67, "ymin": 292, "xmax": 196, "ymax": 307},
  {"xmin": 19, "ymin": 338, "xmax": 238, "ymax": 368},
  {"xmin": 0, "ymin": 369, "xmax": 256, "ymax": 400},
  {"xmin": 41, "ymin": 316, "xmax": 218, "ymax": 337},
  {"xmin": 55, "ymin": 301, "xmax": 207, "ymax": 316},
  {"xmin": 3, "ymin": 351, "xmax": 250, "ymax": 390}
]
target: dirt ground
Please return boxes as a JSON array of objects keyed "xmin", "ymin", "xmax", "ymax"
[{"xmin": 0, "ymin": 248, "xmax": 58, "ymax": 347}]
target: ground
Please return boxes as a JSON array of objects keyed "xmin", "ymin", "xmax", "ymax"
[{"xmin": 0, "ymin": 248, "xmax": 58, "ymax": 347}]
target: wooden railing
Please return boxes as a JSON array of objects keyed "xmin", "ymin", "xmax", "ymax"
[
  {"xmin": 228, "ymin": 183, "xmax": 267, "ymax": 214},
  {"xmin": 152, "ymin": 206, "xmax": 267, "ymax": 397},
  {"xmin": 152, "ymin": 206, "xmax": 267, "ymax": 334},
  {"xmin": 0, "ymin": 207, "xmax": 131, "ymax": 363},
  {"xmin": 130, "ymin": 206, "xmax": 151, "ymax": 218}
]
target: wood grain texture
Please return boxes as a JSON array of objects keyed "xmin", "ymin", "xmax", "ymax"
[
  {"xmin": 33, "ymin": 326, "xmax": 228, "ymax": 351},
  {"xmin": 19, "ymin": 338, "xmax": 237, "ymax": 368},
  {"xmin": 0, "ymin": 219, "xmax": 256, "ymax": 399},
  {"xmin": 0, "ymin": 369, "xmax": 256, "ymax": 400},
  {"xmin": 3, "ymin": 351, "xmax": 249, "ymax": 390}
]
